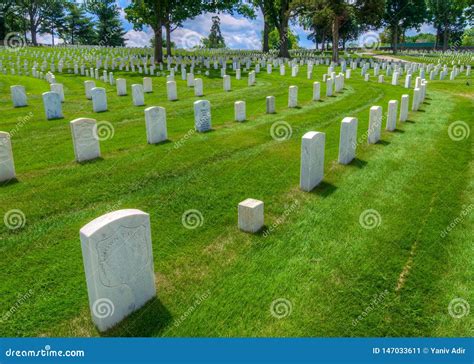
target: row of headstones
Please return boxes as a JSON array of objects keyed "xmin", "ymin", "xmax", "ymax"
[
  {"xmin": 74, "ymin": 75, "xmax": 428, "ymax": 333},
  {"xmin": 1, "ymin": 77, "xmax": 349, "ymax": 183}
]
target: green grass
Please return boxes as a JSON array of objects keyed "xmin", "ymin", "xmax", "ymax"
[{"xmin": 0, "ymin": 56, "xmax": 472, "ymax": 337}]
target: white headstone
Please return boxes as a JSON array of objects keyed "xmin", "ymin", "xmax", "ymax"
[
  {"xmin": 167, "ymin": 81, "xmax": 177, "ymax": 101},
  {"xmin": 91, "ymin": 87, "xmax": 108, "ymax": 113},
  {"xmin": 80, "ymin": 209, "xmax": 156, "ymax": 332},
  {"xmin": 223, "ymin": 75, "xmax": 231, "ymax": 91},
  {"xmin": 42, "ymin": 91, "xmax": 63, "ymax": 120},
  {"xmin": 288, "ymin": 86, "xmax": 298, "ymax": 108},
  {"xmin": 326, "ymin": 78, "xmax": 333, "ymax": 97},
  {"xmin": 116, "ymin": 79, "xmax": 127, "ymax": 96},
  {"xmin": 194, "ymin": 100, "xmax": 211, "ymax": 132},
  {"xmin": 143, "ymin": 77, "xmax": 153, "ymax": 93},
  {"xmin": 145, "ymin": 106, "xmax": 167, "ymax": 144},
  {"xmin": 400, "ymin": 94, "xmax": 409, "ymax": 122},
  {"xmin": 50, "ymin": 83, "xmax": 65, "ymax": 102},
  {"xmin": 266, "ymin": 96, "xmax": 275, "ymax": 114},
  {"xmin": 194, "ymin": 78, "xmax": 203, "ymax": 96},
  {"xmin": 338, "ymin": 117, "xmax": 358, "ymax": 165},
  {"xmin": 368, "ymin": 106, "xmax": 382, "ymax": 144},
  {"xmin": 0, "ymin": 132, "xmax": 16, "ymax": 183},
  {"xmin": 386, "ymin": 100, "xmax": 398, "ymax": 131},
  {"xmin": 84, "ymin": 80, "xmax": 96, "ymax": 100},
  {"xmin": 132, "ymin": 84, "xmax": 145, "ymax": 106},
  {"xmin": 312, "ymin": 82, "xmax": 320, "ymax": 101},
  {"xmin": 300, "ymin": 131, "xmax": 325, "ymax": 192},
  {"xmin": 238, "ymin": 199, "xmax": 264, "ymax": 233},
  {"xmin": 234, "ymin": 101, "xmax": 246, "ymax": 122},
  {"xmin": 10, "ymin": 85, "xmax": 27, "ymax": 107},
  {"xmin": 70, "ymin": 118, "xmax": 101, "ymax": 162}
]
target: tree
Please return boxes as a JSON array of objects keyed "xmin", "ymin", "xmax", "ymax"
[
  {"xmin": 63, "ymin": 2, "xmax": 96, "ymax": 45},
  {"xmin": 267, "ymin": 27, "xmax": 299, "ymax": 49},
  {"xmin": 86, "ymin": 0, "xmax": 126, "ymax": 47},
  {"xmin": 252, "ymin": 0, "xmax": 277, "ymax": 52},
  {"xmin": 202, "ymin": 16, "xmax": 226, "ymax": 48},
  {"xmin": 0, "ymin": 0, "xmax": 14, "ymax": 46},
  {"xmin": 382, "ymin": 0, "xmax": 427, "ymax": 54},
  {"xmin": 427, "ymin": 0, "xmax": 468, "ymax": 51},
  {"xmin": 17, "ymin": 0, "xmax": 54, "ymax": 45},
  {"xmin": 461, "ymin": 27, "xmax": 474, "ymax": 46},
  {"xmin": 39, "ymin": 0, "xmax": 66, "ymax": 46}
]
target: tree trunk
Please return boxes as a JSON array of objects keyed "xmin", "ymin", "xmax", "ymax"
[
  {"xmin": 262, "ymin": 14, "xmax": 270, "ymax": 52},
  {"xmin": 321, "ymin": 32, "xmax": 325, "ymax": 51},
  {"xmin": 30, "ymin": 24, "xmax": 38, "ymax": 46},
  {"xmin": 331, "ymin": 17, "xmax": 339, "ymax": 63},
  {"xmin": 391, "ymin": 25, "xmax": 398, "ymax": 55},
  {"xmin": 278, "ymin": 18, "xmax": 290, "ymax": 58},
  {"xmin": 51, "ymin": 29, "xmax": 55, "ymax": 46},
  {"xmin": 442, "ymin": 25, "xmax": 449, "ymax": 52},
  {"xmin": 0, "ymin": 15, "xmax": 6, "ymax": 46},
  {"xmin": 165, "ymin": 21, "xmax": 172, "ymax": 57},
  {"xmin": 154, "ymin": 24, "xmax": 163, "ymax": 63}
]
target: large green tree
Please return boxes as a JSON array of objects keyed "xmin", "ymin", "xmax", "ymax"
[
  {"xmin": 86, "ymin": 0, "xmax": 126, "ymax": 46},
  {"xmin": 382, "ymin": 0, "xmax": 427, "ymax": 54},
  {"xmin": 17, "ymin": 0, "xmax": 55, "ymax": 45},
  {"xmin": 39, "ymin": 0, "xmax": 66, "ymax": 46},
  {"xmin": 202, "ymin": 15, "xmax": 226, "ymax": 48},
  {"xmin": 63, "ymin": 1, "xmax": 96, "ymax": 45},
  {"xmin": 0, "ymin": 0, "xmax": 14, "ymax": 46}
]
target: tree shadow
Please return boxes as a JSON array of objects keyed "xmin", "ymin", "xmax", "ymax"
[
  {"xmin": 101, "ymin": 297, "xmax": 172, "ymax": 337},
  {"xmin": 309, "ymin": 181, "xmax": 338, "ymax": 197}
]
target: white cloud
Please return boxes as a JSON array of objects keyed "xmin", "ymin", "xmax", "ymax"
[{"xmin": 125, "ymin": 28, "xmax": 153, "ymax": 48}]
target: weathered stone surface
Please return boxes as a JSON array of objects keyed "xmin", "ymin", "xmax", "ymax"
[
  {"xmin": 300, "ymin": 131, "xmax": 325, "ymax": 192},
  {"xmin": 11, "ymin": 85, "xmax": 28, "ymax": 107},
  {"xmin": 194, "ymin": 100, "xmax": 211, "ymax": 132},
  {"xmin": 91, "ymin": 87, "xmax": 108, "ymax": 112},
  {"xmin": 238, "ymin": 199, "xmax": 264, "ymax": 233},
  {"xmin": 70, "ymin": 118, "xmax": 101, "ymax": 162},
  {"xmin": 266, "ymin": 96, "xmax": 275, "ymax": 114},
  {"xmin": 132, "ymin": 84, "xmax": 145, "ymax": 106},
  {"xmin": 42, "ymin": 91, "xmax": 63, "ymax": 120},
  {"xmin": 288, "ymin": 86, "xmax": 298, "ymax": 108},
  {"xmin": 145, "ymin": 106, "xmax": 167, "ymax": 144}
]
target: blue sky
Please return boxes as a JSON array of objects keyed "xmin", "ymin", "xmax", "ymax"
[{"xmin": 41, "ymin": 0, "xmax": 436, "ymax": 48}]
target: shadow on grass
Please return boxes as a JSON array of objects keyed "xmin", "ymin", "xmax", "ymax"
[
  {"xmin": 310, "ymin": 181, "xmax": 338, "ymax": 197},
  {"xmin": 150, "ymin": 140, "xmax": 172, "ymax": 146},
  {"xmin": 393, "ymin": 128, "xmax": 405, "ymax": 134},
  {"xmin": 376, "ymin": 140, "xmax": 391, "ymax": 146},
  {"xmin": 404, "ymin": 120, "xmax": 415, "ymax": 124},
  {"xmin": 102, "ymin": 297, "xmax": 172, "ymax": 337},
  {"xmin": 78, "ymin": 157, "xmax": 104, "ymax": 165},
  {"xmin": 347, "ymin": 158, "xmax": 368, "ymax": 169},
  {"xmin": 0, "ymin": 178, "xmax": 19, "ymax": 187}
]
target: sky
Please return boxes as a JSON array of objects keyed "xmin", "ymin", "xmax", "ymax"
[{"xmin": 39, "ymin": 0, "xmax": 436, "ymax": 49}]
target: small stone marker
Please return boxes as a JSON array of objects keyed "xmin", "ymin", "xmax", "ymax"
[
  {"xmin": 288, "ymin": 86, "xmax": 298, "ymax": 108},
  {"xmin": 0, "ymin": 132, "xmax": 16, "ymax": 183},
  {"xmin": 132, "ymin": 84, "xmax": 145, "ymax": 106},
  {"xmin": 50, "ymin": 83, "xmax": 65, "ymax": 102},
  {"xmin": 234, "ymin": 101, "xmax": 246, "ymax": 122},
  {"xmin": 238, "ymin": 198, "xmax": 264, "ymax": 233},
  {"xmin": 91, "ymin": 87, "xmax": 108, "ymax": 112},
  {"xmin": 338, "ymin": 117, "xmax": 358, "ymax": 165},
  {"xmin": 186, "ymin": 73, "xmax": 194, "ymax": 87},
  {"xmin": 167, "ymin": 81, "xmax": 178, "ymax": 101},
  {"xmin": 194, "ymin": 78, "xmax": 203, "ymax": 96},
  {"xmin": 378, "ymin": 75, "xmax": 384, "ymax": 83},
  {"xmin": 312, "ymin": 82, "xmax": 320, "ymax": 101},
  {"xmin": 80, "ymin": 209, "xmax": 156, "ymax": 332},
  {"xmin": 223, "ymin": 75, "xmax": 231, "ymax": 91},
  {"xmin": 145, "ymin": 106, "xmax": 167, "ymax": 144},
  {"xmin": 116, "ymin": 79, "xmax": 127, "ymax": 96},
  {"xmin": 194, "ymin": 100, "xmax": 211, "ymax": 132},
  {"xmin": 386, "ymin": 100, "xmax": 398, "ymax": 131},
  {"xmin": 400, "ymin": 95, "xmax": 409, "ymax": 122},
  {"xmin": 84, "ymin": 80, "xmax": 96, "ymax": 100},
  {"xmin": 42, "ymin": 91, "xmax": 63, "ymax": 120},
  {"xmin": 11, "ymin": 85, "xmax": 28, "ymax": 107},
  {"xmin": 70, "ymin": 118, "xmax": 101, "ymax": 162},
  {"xmin": 143, "ymin": 77, "xmax": 153, "ymax": 93},
  {"xmin": 326, "ymin": 78, "xmax": 333, "ymax": 96},
  {"xmin": 300, "ymin": 131, "xmax": 325, "ymax": 192},
  {"xmin": 266, "ymin": 96, "xmax": 275, "ymax": 114},
  {"xmin": 368, "ymin": 106, "xmax": 382, "ymax": 144}
]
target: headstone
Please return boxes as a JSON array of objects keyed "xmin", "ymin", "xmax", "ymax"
[
  {"xmin": 300, "ymin": 131, "xmax": 325, "ymax": 192},
  {"xmin": 193, "ymin": 100, "xmax": 211, "ymax": 132},
  {"xmin": 132, "ymin": 84, "xmax": 145, "ymax": 106},
  {"xmin": 143, "ymin": 77, "xmax": 152, "ymax": 93},
  {"xmin": 326, "ymin": 78, "xmax": 333, "ymax": 96},
  {"xmin": 412, "ymin": 88, "xmax": 421, "ymax": 111},
  {"xmin": 91, "ymin": 87, "xmax": 108, "ymax": 113},
  {"xmin": 145, "ymin": 106, "xmax": 167, "ymax": 144},
  {"xmin": 167, "ymin": 81, "xmax": 177, "ymax": 101},
  {"xmin": 404, "ymin": 74, "xmax": 411, "ymax": 88},
  {"xmin": 194, "ymin": 78, "xmax": 203, "ymax": 96},
  {"xmin": 312, "ymin": 82, "xmax": 320, "ymax": 101},
  {"xmin": 80, "ymin": 209, "xmax": 156, "ymax": 332},
  {"xmin": 391, "ymin": 71, "xmax": 399, "ymax": 86},
  {"xmin": 378, "ymin": 75, "xmax": 384, "ymax": 83},
  {"xmin": 42, "ymin": 91, "xmax": 63, "ymax": 120},
  {"xmin": 400, "ymin": 94, "xmax": 409, "ymax": 122},
  {"xmin": 223, "ymin": 75, "xmax": 231, "ymax": 91},
  {"xmin": 338, "ymin": 117, "xmax": 358, "ymax": 165},
  {"xmin": 70, "ymin": 118, "xmax": 101, "ymax": 162},
  {"xmin": 288, "ymin": 86, "xmax": 298, "ymax": 108},
  {"xmin": 236, "ymin": 69, "xmax": 241, "ymax": 80},
  {"xmin": 266, "ymin": 96, "xmax": 275, "ymax": 114},
  {"xmin": 84, "ymin": 80, "xmax": 96, "ymax": 100},
  {"xmin": 234, "ymin": 101, "xmax": 246, "ymax": 122},
  {"xmin": 238, "ymin": 199, "xmax": 264, "ymax": 233},
  {"xmin": 186, "ymin": 73, "xmax": 194, "ymax": 87},
  {"xmin": 386, "ymin": 100, "xmax": 398, "ymax": 131},
  {"xmin": 10, "ymin": 85, "xmax": 28, "ymax": 107},
  {"xmin": 368, "ymin": 106, "xmax": 382, "ymax": 144},
  {"xmin": 0, "ymin": 132, "xmax": 16, "ymax": 182},
  {"xmin": 116, "ymin": 79, "xmax": 127, "ymax": 96},
  {"xmin": 50, "ymin": 83, "xmax": 65, "ymax": 102}
]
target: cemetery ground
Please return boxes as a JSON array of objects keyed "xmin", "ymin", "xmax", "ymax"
[{"xmin": 0, "ymin": 55, "xmax": 472, "ymax": 337}]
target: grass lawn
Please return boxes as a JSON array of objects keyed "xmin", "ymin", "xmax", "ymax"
[{"xmin": 0, "ymin": 57, "xmax": 472, "ymax": 337}]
